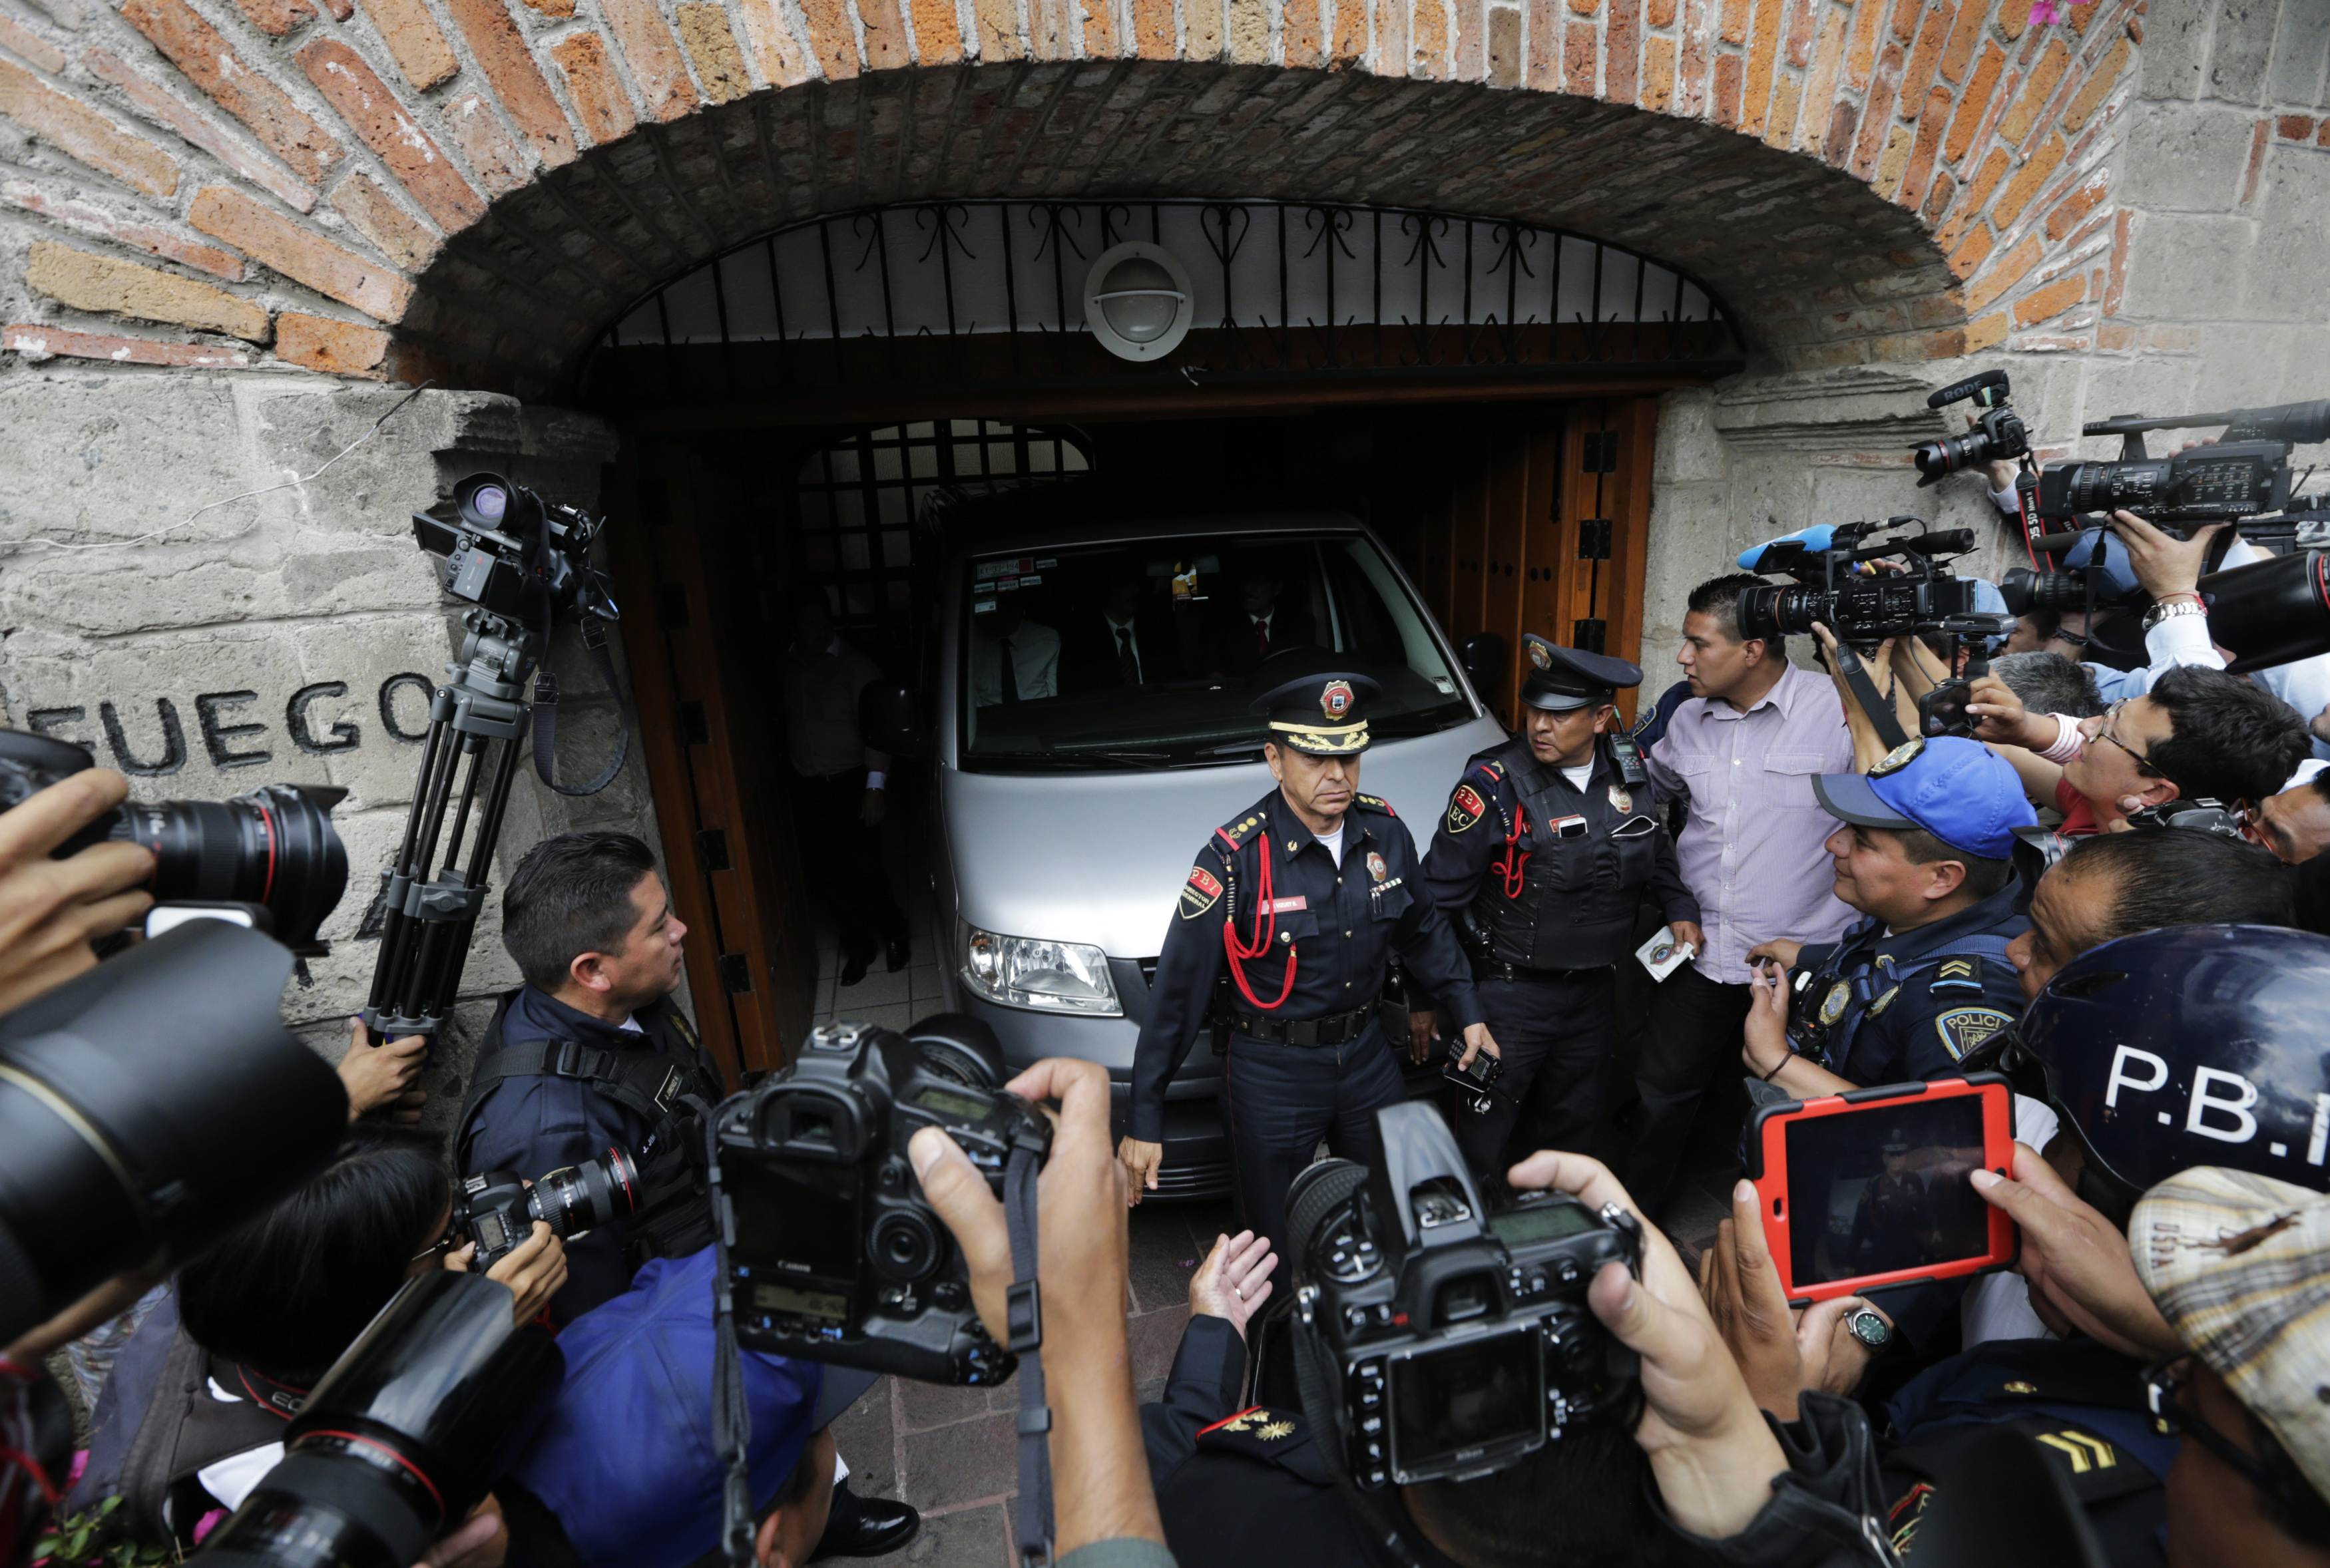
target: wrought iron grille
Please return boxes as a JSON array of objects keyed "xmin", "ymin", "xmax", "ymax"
[{"xmin": 586, "ymin": 198, "xmax": 1740, "ymax": 399}]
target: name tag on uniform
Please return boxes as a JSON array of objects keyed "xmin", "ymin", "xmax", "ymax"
[{"xmin": 1264, "ymin": 896, "xmax": 1309, "ymax": 913}]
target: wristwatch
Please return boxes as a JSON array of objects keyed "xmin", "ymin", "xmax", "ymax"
[
  {"xmin": 1845, "ymin": 1308, "xmax": 1893, "ymax": 1350},
  {"xmin": 2141, "ymin": 596, "xmax": 2208, "ymax": 632}
]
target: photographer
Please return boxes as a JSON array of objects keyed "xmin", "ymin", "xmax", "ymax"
[
  {"xmin": 66, "ymin": 1124, "xmax": 565, "ymax": 1556},
  {"xmin": 1968, "ymin": 662, "xmax": 2311, "ymax": 833},
  {"xmin": 2006, "ymin": 829, "xmax": 2293, "ymax": 1000},
  {"xmin": 459, "ymin": 831, "xmax": 724, "ymax": 1323},
  {"xmin": 2243, "ymin": 769, "xmax": 2330, "ymax": 865},
  {"xmin": 1985, "ymin": 652, "xmax": 2102, "ymax": 723}
]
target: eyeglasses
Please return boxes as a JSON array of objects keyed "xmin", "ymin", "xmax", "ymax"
[
  {"xmin": 2084, "ymin": 700, "xmax": 2162, "ymax": 777},
  {"xmin": 2142, "ymin": 1354, "xmax": 2308, "ymax": 1511}
]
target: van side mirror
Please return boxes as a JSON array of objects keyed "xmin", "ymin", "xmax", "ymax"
[
  {"xmin": 859, "ymin": 682, "xmax": 931, "ymax": 759},
  {"xmin": 1458, "ymin": 632, "xmax": 1506, "ymax": 695}
]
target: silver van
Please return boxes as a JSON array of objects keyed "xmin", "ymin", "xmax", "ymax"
[{"xmin": 871, "ymin": 510, "xmax": 1506, "ymax": 1197}]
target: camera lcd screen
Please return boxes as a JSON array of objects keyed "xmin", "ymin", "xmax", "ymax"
[
  {"xmin": 1389, "ymin": 1328, "xmax": 1541, "ymax": 1475},
  {"xmin": 1486, "ymin": 1202, "xmax": 1595, "ymax": 1247},
  {"xmin": 911, "ymin": 1085, "xmax": 993, "ymax": 1122},
  {"xmin": 1783, "ymin": 1097, "xmax": 1988, "ymax": 1286},
  {"xmin": 727, "ymin": 1157, "xmax": 860, "ymax": 1281},
  {"xmin": 752, "ymin": 1282, "xmax": 849, "ymax": 1323}
]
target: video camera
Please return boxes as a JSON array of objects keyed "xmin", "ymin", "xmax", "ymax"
[
  {"xmin": 0, "ymin": 729, "xmax": 348, "ymax": 954},
  {"xmin": 413, "ymin": 472, "xmax": 618, "ymax": 626},
  {"xmin": 1286, "ymin": 1101, "xmax": 1642, "ymax": 1490},
  {"xmin": 1734, "ymin": 518, "xmax": 1994, "ymax": 647},
  {"xmin": 455, "ymin": 1145, "xmax": 640, "ymax": 1272},
  {"xmin": 714, "ymin": 1016, "xmax": 1052, "ymax": 1385},
  {"xmin": 2034, "ymin": 399, "xmax": 2330, "ymax": 527}
]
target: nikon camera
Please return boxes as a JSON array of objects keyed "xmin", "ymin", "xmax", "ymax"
[
  {"xmin": 1287, "ymin": 1101, "xmax": 1643, "ymax": 1490},
  {"xmin": 715, "ymin": 1016, "xmax": 1051, "ymax": 1385}
]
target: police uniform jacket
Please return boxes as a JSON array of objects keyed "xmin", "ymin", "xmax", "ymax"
[
  {"xmin": 1421, "ymin": 737, "xmax": 1700, "ymax": 974},
  {"xmin": 1130, "ymin": 789, "xmax": 1483, "ymax": 1145},
  {"xmin": 1789, "ymin": 882, "xmax": 2028, "ymax": 1087},
  {"xmin": 458, "ymin": 984, "xmax": 724, "ymax": 1324}
]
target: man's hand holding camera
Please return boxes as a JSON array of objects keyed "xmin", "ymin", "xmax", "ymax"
[
  {"xmin": 0, "ymin": 766, "xmax": 154, "ymax": 1015},
  {"xmin": 2108, "ymin": 508, "xmax": 2223, "ymax": 604},
  {"xmin": 447, "ymin": 1219, "xmax": 571, "ymax": 1326}
]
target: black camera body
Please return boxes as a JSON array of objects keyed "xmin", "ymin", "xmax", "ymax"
[
  {"xmin": 1913, "ymin": 369, "xmax": 2030, "ymax": 487},
  {"xmin": 1441, "ymin": 1046, "xmax": 1505, "ymax": 1115},
  {"xmin": 0, "ymin": 730, "xmax": 348, "ymax": 952},
  {"xmin": 455, "ymin": 1144, "xmax": 640, "ymax": 1272},
  {"xmin": 1287, "ymin": 1102, "xmax": 1642, "ymax": 1489},
  {"xmin": 2036, "ymin": 440, "xmax": 2291, "ymax": 524},
  {"xmin": 413, "ymin": 473, "xmax": 618, "ymax": 625},
  {"xmin": 716, "ymin": 1018, "xmax": 1051, "ymax": 1385},
  {"xmin": 1738, "ymin": 520, "xmax": 1991, "ymax": 646}
]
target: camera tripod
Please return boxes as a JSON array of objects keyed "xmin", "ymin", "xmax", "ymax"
[{"xmin": 362, "ymin": 475, "xmax": 626, "ymax": 1046}]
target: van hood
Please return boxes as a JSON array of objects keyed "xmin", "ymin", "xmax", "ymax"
[{"xmin": 940, "ymin": 718, "xmax": 1508, "ymax": 960}]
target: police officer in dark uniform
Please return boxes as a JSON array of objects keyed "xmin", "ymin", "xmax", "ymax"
[
  {"xmin": 457, "ymin": 832, "xmax": 726, "ymax": 1325},
  {"xmin": 1119, "ymin": 662, "xmax": 1497, "ymax": 1251},
  {"xmin": 1415, "ymin": 638, "xmax": 1702, "ymax": 1173},
  {"xmin": 1742, "ymin": 737, "xmax": 2036, "ymax": 1097}
]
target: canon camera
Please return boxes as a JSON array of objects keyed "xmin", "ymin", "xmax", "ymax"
[
  {"xmin": 455, "ymin": 1145, "xmax": 640, "ymax": 1272},
  {"xmin": 1286, "ymin": 1101, "xmax": 1642, "ymax": 1490},
  {"xmin": 715, "ymin": 1015, "xmax": 1051, "ymax": 1385}
]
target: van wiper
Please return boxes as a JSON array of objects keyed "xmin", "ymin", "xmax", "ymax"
[
  {"xmin": 1194, "ymin": 741, "xmax": 1268, "ymax": 759},
  {"xmin": 972, "ymin": 748, "xmax": 1174, "ymax": 769}
]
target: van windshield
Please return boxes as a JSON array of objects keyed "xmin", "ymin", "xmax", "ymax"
[{"xmin": 958, "ymin": 532, "xmax": 1471, "ymax": 768}]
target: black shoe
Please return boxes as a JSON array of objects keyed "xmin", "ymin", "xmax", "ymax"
[
  {"xmin": 840, "ymin": 951, "xmax": 871, "ymax": 986},
  {"xmin": 884, "ymin": 936, "xmax": 909, "ymax": 972},
  {"xmin": 810, "ymin": 1481, "xmax": 920, "ymax": 1561}
]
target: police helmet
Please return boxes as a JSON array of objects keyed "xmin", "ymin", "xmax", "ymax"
[{"xmin": 2010, "ymin": 924, "xmax": 2330, "ymax": 1200}]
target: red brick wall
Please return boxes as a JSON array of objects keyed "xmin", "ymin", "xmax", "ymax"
[{"xmin": 0, "ymin": 0, "xmax": 2156, "ymax": 391}]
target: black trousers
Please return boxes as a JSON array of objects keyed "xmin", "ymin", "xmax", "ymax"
[
  {"xmin": 791, "ymin": 767, "xmax": 906, "ymax": 962},
  {"xmin": 1221, "ymin": 1021, "xmax": 1405, "ymax": 1255},
  {"xmin": 1622, "ymin": 962, "xmax": 1754, "ymax": 1217},
  {"xmin": 1455, "ymin": 970, "xmax": 1617, "ymax": 1175}
]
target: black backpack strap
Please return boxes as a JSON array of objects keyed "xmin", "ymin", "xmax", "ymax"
[{"xmin": 465, "ymin": 1038, "xmax": 702, "ymax": 1131}]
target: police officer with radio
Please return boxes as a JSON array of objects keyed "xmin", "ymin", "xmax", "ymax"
[
  {"xmin": 1742, "ymin": 737, "xmax": 2036, "ymax": 1099},
  {"xmin": 1415, "ymin": 638, "xmax": 1702, "ymax": 1173},
  {"xmin": 1119, "ymin": 661, "xmax": 1497, "ymax": 1252}
]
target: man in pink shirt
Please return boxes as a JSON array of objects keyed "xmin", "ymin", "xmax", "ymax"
[{"xmin": 1621, "ymin": 574, "xmax": 1855, "ymax": 1217}]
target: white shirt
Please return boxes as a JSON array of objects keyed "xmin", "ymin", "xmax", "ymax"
[
  {"xmin": 1316, "ymin": 823, "xmax": 1345, "ymax": 867},
  {"xmin": 1559, "ymin": 762, "xmax": 1595, "ymax": 793},
  {"xmin": 970, "ymin": 617, "xmax": 1061, "ymax": 707}
]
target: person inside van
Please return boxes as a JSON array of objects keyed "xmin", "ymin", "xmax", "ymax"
[
  {"xmin": 971, "ymin": 595, "xmax": 1060, "ymax": 706},
  {"xmin": 1212, "ymin": 557, "xmax": 1315, "ymax": 678},
  {"xmin": 1060, "ymin": 568, "xmax": 1178, "ymax": 693}
]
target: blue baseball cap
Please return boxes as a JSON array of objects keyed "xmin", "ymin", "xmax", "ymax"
[
  {"xmin": 1811, "ymin": 736, "xmax": 2037, "ymax": 861},
  {"xmin": 505, "ymin": 1247, "xmax": 868, "ymax": 1568}
]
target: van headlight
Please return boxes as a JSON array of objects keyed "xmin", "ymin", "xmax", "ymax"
[{"xmin": 959, "ymin": 924, "xmax": 1122, "ymax": 1016}]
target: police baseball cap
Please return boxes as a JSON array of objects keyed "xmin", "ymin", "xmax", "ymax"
[
  {"xmin": 1813, "ymin": 735, "xmax": 2037, "ymax": 860},
  {"xmin": 1250, "ymin": 654, "xmax": 1380, "ymax": 756},
  {"xmin": 1519, "ymin": 635, "xmax": 1642, "ymax": 712},
  {"xmin": 505, "ymin": 1247, "xmax": 867, "ymax": 1568}
]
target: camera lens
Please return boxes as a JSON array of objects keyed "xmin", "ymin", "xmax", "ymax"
[
  {"xmin": 870, "ymin": 1207, "xmax": 943, "ymax": 1281},
  {"xmin": 527, "ymin": 1146, "xmax": 640, "ymax": 1239},
  {"xmin": 113, "ymin": 783, "xmax": 350, "ymax": 949},
  {"xmin": 1734, "ymin": 584, "xmax": 1823, "ymax": 644},
  {"xmin": 1913, "ymin": 430, "xmax": 1984, "ymax": 483}
]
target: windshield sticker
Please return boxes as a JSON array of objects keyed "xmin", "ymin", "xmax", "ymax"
[{"xmin": 977, "ymin": 557, "xmax": 1034, "ymax": 580}]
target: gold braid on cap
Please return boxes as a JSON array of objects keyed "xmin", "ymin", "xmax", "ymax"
[{"xmin": 1269, "ymin": 719, "xmax": 1369, "ymax": 752}]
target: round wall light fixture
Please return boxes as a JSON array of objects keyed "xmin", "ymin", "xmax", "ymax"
[{"xmin": 1083, "ymin": 242, "xmax": 1195, "ymax": 362}]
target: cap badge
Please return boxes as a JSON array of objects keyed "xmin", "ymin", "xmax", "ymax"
[
  {"xmin": 1321, "ymin": 679, "xmax": 1355, "ymax": 721},
  {"xmin": 1366, "ymin": 851, "xmax": 1388, "ymax": 882},
  {"xmin": 1870, "ymin": 737, "xmax": 1926, "ymax": 778},
  {"xmin": 1526, "ymin": 639, "xmax": 1551, "ymax": 670}
]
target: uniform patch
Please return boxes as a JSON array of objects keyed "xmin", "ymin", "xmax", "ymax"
[
  {"xmin": 1867, "ymin": 984, "xmax": 1901, "ymax": 1018},
  {"xmin": 1448, "ymin": 785, "xmax": 1487, "ymax": 833},
  {"xmin": 1180, "ymin": 865, "xmax": 1224, "ymax": 919},
  {"xmin": 1321, "ymin": 680, "xmax": 1355, "ymax": 720},
  {"xmin": 1608, "ymin": 785, "xmax": 1633, "ymax": 813},
  {"xmin": 1819, "ymin": 980, "xmax": 1852, "ymax": 1027},
  {"xmin": 1366, "ymin": 851, "xmax": 1387, "ymax": 882},
  {"xmin": 1935, "ymin": 1007, "xmax": 2014, "ymax": 1061},
  {"xmin": 1929, "ymin": 956, "xmax": 1986, "ymax": 996}
]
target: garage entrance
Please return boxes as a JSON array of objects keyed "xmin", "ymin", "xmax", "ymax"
[{"xmin": 584, "ymin": 198, "xmax": 1741, "ymax": 1078}]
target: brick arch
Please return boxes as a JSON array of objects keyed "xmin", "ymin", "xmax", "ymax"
[{"xmin": 0, "ymin": 0, "xmax": 2143, "ymax": 391}]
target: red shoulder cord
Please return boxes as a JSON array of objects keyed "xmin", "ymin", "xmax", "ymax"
[
  {"xmin": 1222, "ymin": 827, "xmax": 1297, "ymax": 1010},
  {"xmin": 1491, "ymin": 799, "xmax": 1531, "ymax": 900}
]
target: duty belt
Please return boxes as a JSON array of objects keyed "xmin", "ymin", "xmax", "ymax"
[
  {"xmin": 1474, "ymin": 958, "xmax": 1613, "ymax": 984},
  {"xmin": 1233, "ymin": 996, "xmax": 1381, "ymax": 1047}
]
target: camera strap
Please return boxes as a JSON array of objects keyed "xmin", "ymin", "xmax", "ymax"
[
  {"xmin": 531, "ymin": 607, "xmax": 634, "ymax": 797},
  {"xmin": 707, "ymin": 1116, "xmax": 758, "ymax": 1568},
  {"xmin": 1004, "ymin": 1143, "xmax": 1054, "ymax": 1567},
  {"xmin": 1828, "ymin": 641, "xmax": 1911, "ymax": 751}
]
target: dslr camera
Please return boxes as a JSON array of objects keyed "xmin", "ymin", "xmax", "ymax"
[
  {"xmin": 1912, "ymin": 369, "xmax": 2029, "ymax": 487},
  {"xmin": 1287, "ymin": 1102, "xmax": 1642, "ymax": 1489},
  {"xmin": 716, "ymin": 1015, "xmax": 1052, "ymax": 1384},
  {"xmin": 0, "ymin": 729, "xmax": 348, "ymax": 952},
  {"xmin": 455, "ymin": 1144, "xmax": 640, "ymax": 1271}
]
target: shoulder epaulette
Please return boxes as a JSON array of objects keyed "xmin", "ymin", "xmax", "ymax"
[
  {"xmin": 1215, "ymin": 811, "xmax": 1264, "ymax": 847},
  {"xmin": 1353, "ymin": 793, "xmax": 1395, "ymax": 815},
  {"xmin": 1928, "ymin": 956, "xmax": 1986, "ymax": 995}
]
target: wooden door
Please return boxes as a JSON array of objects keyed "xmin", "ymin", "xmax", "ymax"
[{"xmin": 606, "ymin": 437, "xmax": 817, "ymax": 1079}]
